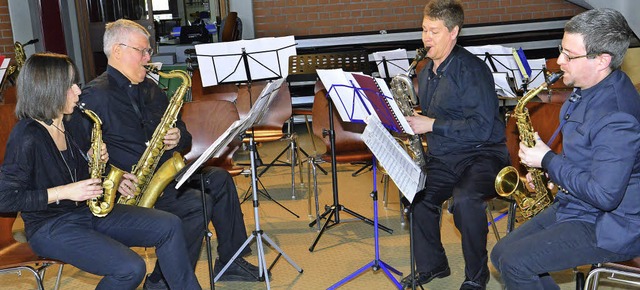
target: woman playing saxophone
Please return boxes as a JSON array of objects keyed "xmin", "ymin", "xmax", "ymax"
[{"xmin": 0, "ymin": 53, "xmax": 200, "ymax": 289}]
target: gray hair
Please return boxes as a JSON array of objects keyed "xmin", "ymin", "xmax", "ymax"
[
  {"xmin": 103, "ymin": 19, "xmax": 150, "ymax": 58},
  {"xmin": 423, "ymin": 0, "xmax": 464, "ymax": 35},
  {"xmin": 15, "ymin": 53, "xmax": 79, "ymax": 121},
  {"xmin": 564, "ymin": 8, "xmax": 632, "ymax": 70}
]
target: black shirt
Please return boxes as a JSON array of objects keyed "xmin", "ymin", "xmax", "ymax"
[
  {"xmin": 417, "ymin": 45, "xmax": 506, "ymax": 157},
  {"xmin": 73, "ymin": 65, "xmax": 192, "ymax": 171}
]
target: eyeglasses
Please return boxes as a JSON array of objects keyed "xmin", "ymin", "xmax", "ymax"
[
  {"xmin": 119, "ymin": 43, "xmax": 153, "ymax": 57},
  {"xmin": 558, "ymin": 45, "xmax": 596, "ymax": 61}
]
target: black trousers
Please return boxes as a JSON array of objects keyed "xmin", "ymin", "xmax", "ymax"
[
  {"xmin": 149, "ymin": 166, "xmax": 249, "ymax": 281},
  {"xmin": 412, "ymin": 150, "xmax": 507, "ymax": 283}
]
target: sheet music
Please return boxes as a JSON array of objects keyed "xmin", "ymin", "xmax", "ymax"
[
  {"xmin": 317, "ymin": 69, "xmax": 375, "ymax": 123},
  {"xmin": 373, "ymin": 76, "xmax": 415, "ymax": 135},
  {"xmin": 175, "ymin": 78, "xmax": 284, "ymax": 189},
  {"xmin": 195, "ymin": 36, "xmax": 296, "ymax": 87},
  {"xmin": 494, "ymin": 72, "xmax": 517, "ymax": 99},
  {"xmin": 373, "ymin": 48, "xmax": 410, "ymax": 78},
  {"xmin": 0, "ymin": 57, "xmax": 10, "ymax": 86},
  {"xmin": 362, "ymin": 114, "xmax": 425, "ymax": 203}
]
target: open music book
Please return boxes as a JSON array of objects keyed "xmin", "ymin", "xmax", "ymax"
[
  {"xmin": 316, "ymin": 68, "xmax": 414, "ymax": 135},
  {"xmin": 362, "ymin": 114, "xmax": 425, "ymax": 203}
]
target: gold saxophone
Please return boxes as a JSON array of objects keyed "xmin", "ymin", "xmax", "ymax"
[
  {"xmin": 78, "ymin": 104, "xmax": 125, "ymax": 217},
  {"xmin": 494, "ymin": 71, "xmax": 564, "ymax": 220},
  {"xmin": 116, "ymin": 65, "xmax": 189, "ymax": 208},
  {"xmin": 389, "ymin": 48, "xmax": 427, "ymax": 169}
]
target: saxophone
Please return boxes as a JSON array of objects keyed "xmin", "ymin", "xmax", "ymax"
[
  {"xmin": 78, "ymin": 104, "xmax": 125, "ymax": 217},
  {"xmin": 494, "ymin": 71, "xmax": 564, "ymax": 220},
  {"xmin": 389, "ymin": 48, "xmax": 427, "ymax": 169},
  {"xmin": 116, "ymin": 66, "xmax": 189, "ymax": 208}
]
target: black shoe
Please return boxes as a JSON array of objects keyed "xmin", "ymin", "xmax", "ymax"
[
  {"xmin": 214, "ymin": 257, "xmax": 266, "ymax": 282},
  {"xmin": 401, "ymin": 265, "xmax": 451, "ymax": 288},
  {"xmin": 143, "ymin": 274, "xmax": 169, "ymax": 290},
  {"xmin": 460, "ymin": 280, "xmax": 486, "ymax": 290}
]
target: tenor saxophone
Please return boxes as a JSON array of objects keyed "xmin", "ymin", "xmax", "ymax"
[
  {"xmin": 389, "ymin": 48, "xmax": 428, "ymax": 169},
  {"xmin": 116, "ymin": 65, "xmax": 189, "ymax": 208},
  {"xmin": 494, "ymin": 71, "xmax": 564, "ymax": 220},
  {"xmin": 79, "ymin": 104, "xmax": 125, "ymax": 217}
]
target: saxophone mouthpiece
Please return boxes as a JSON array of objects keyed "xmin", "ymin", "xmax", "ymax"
[
  {"xmin": 546, "ymin": 71, "xmax": 564, "ymax": 85},
  {"xmin": 77, "ymin": 102, "xmax": 86, "ymax": 111},
  {"xmin": 144, "ymin": 64, "xmax": 160, "ymax": 74}
]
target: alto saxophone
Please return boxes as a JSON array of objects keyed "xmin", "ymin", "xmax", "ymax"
[
  {"xmin": 494, "ymin": 71, "xmax": 564, "ymax": 220},
  {"xmin": 390, "ymin": 48, "xmax": 428, "ymax": 169},
  {"xmin": 116, "ymin": 65, "xmax": 189, "ymax": 208},
  {"xmin": 78, "ymin": 104, "xmax": 125, "ymax": 217}
]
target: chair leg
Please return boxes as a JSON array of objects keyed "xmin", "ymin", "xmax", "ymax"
[
  {"xmin": 312, "ymin": 158, "xmax": 321, "ymax": 231},
  {"xmin": 54, "ymin": 264, "xmax": 64, "ymax": 290}
]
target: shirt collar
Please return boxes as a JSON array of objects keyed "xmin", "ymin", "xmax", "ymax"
[{"xmin": 106, "ymin": 65, "xmax": 138, "ymax": 89}]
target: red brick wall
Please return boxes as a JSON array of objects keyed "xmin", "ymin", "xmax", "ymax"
[
  {"xmin": 253, "ymin": 0, "xmax": 586, "ymax": 37},
  {"xmin": 0, "ymin": 0, "xmax": 13, "ymax": 59}
]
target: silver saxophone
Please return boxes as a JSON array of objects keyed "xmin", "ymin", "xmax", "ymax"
[{"xmin": 389, "ymin": 48, "xmax": 428, "ymax": 169}]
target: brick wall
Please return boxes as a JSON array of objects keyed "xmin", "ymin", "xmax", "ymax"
[
  {"xmin": 253, "ymin": 0, "xmax": 586, "ymax": 38},
  {"xmin": 0, "ymin": 0, "xmax": 13, "ymax": 59}
]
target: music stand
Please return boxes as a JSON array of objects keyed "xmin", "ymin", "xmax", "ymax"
[
  {"xmin": 194, "ymin": 37, "xmax": 299, "ymax": 217},
  {"xmin": 176, "ymin": 79, "xmax": 302, "ymax": 290}
]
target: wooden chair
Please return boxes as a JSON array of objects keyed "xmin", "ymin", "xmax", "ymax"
[
  {"xmin": 235, "ymin": 81, "xmax": 305, "ymax": 201},
  {"xmin": 181, "ymin": 99, "xmax": 244, "ymax": 176},
  {"xmin": 0, "ymin": 213, "xmax": 64, "ymax": 290},
  {"xmin": 308, "ymin": 83, "xmax": 373, "ymax": 219}
]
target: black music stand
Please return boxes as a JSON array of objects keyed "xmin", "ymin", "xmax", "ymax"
[
  {"xmin": 177, "ymin": 79, "xmax": 302, "ymax": 290},
  {"xmin": 309, "ymin": 68, "xmax": 402, "ymax": 252},
  {"xmin": 194, "ymin": 39, "xmax": 299, "ymax": 217}
]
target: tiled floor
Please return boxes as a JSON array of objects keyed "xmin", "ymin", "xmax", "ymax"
[{"xmin": 1, "ymin": 125, "xmax": 638, "ymax": 289}]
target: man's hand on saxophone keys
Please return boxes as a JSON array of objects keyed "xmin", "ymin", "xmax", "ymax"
[
  {"xmin": 518, "ymin": 132, "xmax": 551, "ymax": 168},
  {"xmin": 163, "ymin": 127, "xmax": 181, "ymax": 150},
  {"xmin": 406, "ymin": 113, "xmax": 435, "ymax": 134},
  {"xmin": 118, "ymin": 173, "xmax": 139, "ymax": 198}
]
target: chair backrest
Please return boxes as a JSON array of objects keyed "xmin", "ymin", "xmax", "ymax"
[
  {"xmin": 311, "ymin": 82, "xmax": 371, "ymax": 161},
  {"xmin": 235, "ymin": 81, "xmax": 292, "ymax": 142},
  {"xmin": 0, "ymin": 213, "xmax": 18, "ymax": 248},
  {"xmin": 505, "ymin": 102, "xmax": 563, "ymax": 169},
  {"xmin": 181, "ymin": 99, "xmax": 242, "ymax": 174},
  {"xmin": 0, "ymin": 102, "xmax": 18, "ymax": 165},
  {"xmin": 190, "ymin": 69, "xmax": 239, "ymax": 103},
  {"xmin": 219, "ymin": 12, "xmax": 242, "ymax": 42}
]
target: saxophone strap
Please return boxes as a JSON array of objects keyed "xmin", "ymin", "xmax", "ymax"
[{"xmin": 547, "ymin": 89, "xmax": 582, "ymax": 146}]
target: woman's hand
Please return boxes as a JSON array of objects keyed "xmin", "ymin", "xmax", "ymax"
[
  {"xmin": 87, "ymin": 142, "xmax": 109, "ymax": 163},
  {"xmin": 50, "ymin": 178, "xmax": 103, "ymax": 203}
]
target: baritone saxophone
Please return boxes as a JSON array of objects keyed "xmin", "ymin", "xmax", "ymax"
[
  {"xmin": 389, "ymin": 48, "xmax": 428, "ymax": 169},
  {"xmin": 78, "ymin": 104, "xmax": 125, "ymax": 217},
  {"xmin": 116, "ymin": 65, "xmax": 189, "ymax": 208},
  {"xmin": 494, "ymin": 71, "xmax": 564, "ymax": 220}
]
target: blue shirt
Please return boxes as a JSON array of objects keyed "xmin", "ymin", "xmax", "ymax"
[{"xmin": 542, "ymin": 69, "xmax": 640, "ymax": 255}]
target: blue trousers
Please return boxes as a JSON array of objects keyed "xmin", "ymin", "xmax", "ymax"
[
  {"xmin": 148, "ymin": 166, "xmax": 249, "ymax": 282},
  {"xmin": 28, "ymin": 205, "xmax": 200, "ymax": 290},
  {"xmin": 412, "ymin": 151, "xmax": 508, "ymax": 284},
  {"xmin": 491, "ymin": 203, "xmax": 635, "ymax": 290}
]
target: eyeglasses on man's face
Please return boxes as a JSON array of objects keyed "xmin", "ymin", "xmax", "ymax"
[
  {"xmin": 119, "ymin": 43, "xmax": 153, "ymax": 57},
  {"xmin": 558, "ymin": 45, "xmax": 596, "ymax": 61}
]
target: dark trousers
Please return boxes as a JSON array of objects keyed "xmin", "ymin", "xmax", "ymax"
[
  {"xmin": 412, "ymin": 152, "xmax": 507, "ymax": 283},
  {"xmin": 490, "ymin": 203, "xmax": 635, "ymax": 290},
  {"xmin": 28, "ymin": 205, "xmax": 200, "ymax": 290},
  {"xmin": 150, "ymin": 166, "xmax": 249, "ymax": 280}
]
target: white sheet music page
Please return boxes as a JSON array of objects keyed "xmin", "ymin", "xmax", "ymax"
[
  {"xmin": 195, "ymin": 36, "xmax": 296, "ymax": 87},
  {"xmin": 316, "ymin": 69, "xmax": 375, "ymax": 123},
  {"xmin": 362, "ymin": 114, "xmax": 425, "ymax": 203},
  {"xmin": 373, "ymin": 48, "xmax": 410, "ymax": 78}
]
